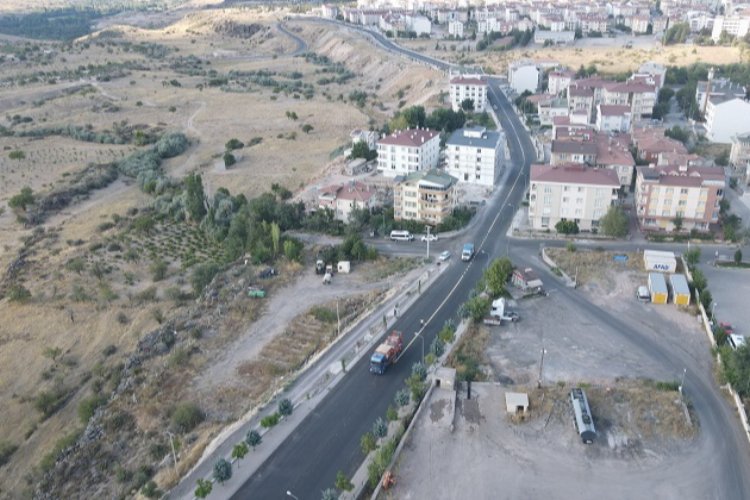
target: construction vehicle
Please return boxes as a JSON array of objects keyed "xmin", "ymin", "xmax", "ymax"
[{"xmin": 370, "ymin": 331, "xmax": 404, "ymax": 375}]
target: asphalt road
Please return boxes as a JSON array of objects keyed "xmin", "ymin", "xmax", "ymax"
[
  {"xmin": 232, "ymin": 60, "xmax": 534, "ymax": 500},
  {"xmin": 234, "ymin": 20, "xmax": 750, "ymax": 500}
]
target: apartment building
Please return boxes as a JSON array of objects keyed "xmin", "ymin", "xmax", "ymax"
[
  {"xmin": 596, "ymin": 104, "xmax": 632, "ymax": 133},
  {"xmin": 635, "ymin": 165, "xmax": 726, "ymax": 231},
  {"xmin": 393, "ymin": 169, "xmax": 458, "ymax": 224},
  {"xmin": 529, "ymin": 164, "xmax": 620, "ymax": 231},
  {"xmin": 696, "ymin": 76, "xmax": 750, "ymax": 143},
  {"xmin": 548, "ymin": 69, "xmax": 574, "ymax": 96},
  {"xmin": 712, "ymin": 15, "xmax": 750, "ymax": 42},
  {"xmin": 449, "ymin": 75, "xmax": 488, "ymax": 112},
  {"xmin": 551, "ymin": 139, "xmax": 597, "ymax": 165},
  {"xmin": 377, "ymin": 128, "xmax": 440, "ymax": 177},
  {"xmin": 730, "ymin": 132, "xmax": 750, "ymax": 181},
  {"xmin": 448, "ymin": 20, "xmax": 464, "ymax": 37},
  {"xmin": 445, "ymin": 126, "xmax": 503, "ymax": 186}
]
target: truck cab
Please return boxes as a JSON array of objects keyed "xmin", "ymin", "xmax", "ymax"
[{"xmin": 370, "ymin": 352, "xmax": 388, "ymax": 375}]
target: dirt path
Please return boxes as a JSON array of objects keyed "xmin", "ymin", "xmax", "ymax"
[{"xmin": 196, "ymin": 265, "xmax": 422, "ymax": 390}]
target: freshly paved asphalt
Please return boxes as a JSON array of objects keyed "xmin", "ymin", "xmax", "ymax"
[{"xmin": 233, "ymin": 20, "xmax": 750, "ymax": 500}]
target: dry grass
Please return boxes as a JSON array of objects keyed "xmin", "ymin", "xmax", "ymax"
[
  {"xmin": 546, "ymin": 248, "xmax": 642, "ymax": 286},
  {"xmin": 446, "ymin": 323, "xmax": 490, "ymax": 381}
]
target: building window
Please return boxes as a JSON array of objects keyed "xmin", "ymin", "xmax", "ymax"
[
  {"xmin": 544, "ymin": 186, "xmax": 552, "ymax": 193},
  {"xmin": 543, "ymin": 195, "xmax": 552, "ymax": 205},
  {"xmin": 680, "ymin": 188, "xmax": 688, "ymax": 194},
  {"xmin": 541, "ymin": 217, "xmax": 550, "ymax": 227}
]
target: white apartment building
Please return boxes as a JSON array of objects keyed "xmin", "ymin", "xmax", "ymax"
[
  {"xmin": 548, "ymin": 70, "xmax": 574, "ymax": 96},
  {"xmin": 448, "ymin": 20, "xmax": 464, "ymax": 37},
  {"xmin": 445, "ymin": 126, "xmax": 504, "ymax": 186},
  {"xmin": 393, "ymin": 169, "xmax": 458, "ymax": 224},
  {"xmin": 696, "ymin": 75, "xmax": 750, "ymax": 143},
  {"xmin": 529, "ymin": 163, "xmax": 620, "ymax": 231},
  {"xmin": 538, "ymin": 98, "xmax": 569, "ymax": 126},
  {"xmin": 596, "ymin": 104, "xmax": 632, "ymax": 133},
  {"xmin": 730, "ymin": 132, "xmax": 750, "ymax": 181},
  {"xmin": 377, "ymin": 128, "xmax": 440, "ymax": 178},
  {"xmin": 350, "ymin": 129, "xmax": 379, "ymax": 151},
  {"xmin": 636, "ymin": 165, "xmax": 725, "ymax": 231},
  {"xmin": 712, "ymin": 15, "xmax": 750, "ymax": 42},
  {"xmin": 449, "ymin": 75, "xmax": 488, "ymax": 112}
]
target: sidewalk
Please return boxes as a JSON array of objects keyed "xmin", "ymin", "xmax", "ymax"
[{"xmin": 170, "ymin": 261, "xmax": 450, "ymax": 499}]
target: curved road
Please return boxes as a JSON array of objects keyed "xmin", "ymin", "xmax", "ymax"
[{"xmin": 229, "ymin": 19, "xmax": 750, "ymax": 500}]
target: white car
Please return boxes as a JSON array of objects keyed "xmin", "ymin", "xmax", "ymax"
[
  {"xmin": 438, "ymin": 250, "xmax": 451, "ymax": 261},
  {"xmin": 421, "ymin": 234, "xmax": 438, "ymax": 242}
]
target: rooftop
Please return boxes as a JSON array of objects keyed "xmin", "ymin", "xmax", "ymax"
[
  {"xmin": 400, "ymin": 168, "xmax": 458, "ymax": 189},
  {"xmin": 378, "ymin": 128, "xmax": 439, "ymax": 147},
  {"xmin": 450, "ymin": 75, "xmax": 488, "ymax": 86},
  {"xmin": 531, "ymin": 163, "xmax": 620, "ymax": 186},
  {"xmin": 551, "ymin": 139, "xmax": 598, "ymax": 155},
  {"xmin": 637, "ymin": 165, "xmax": 725, "ymax": 187},
  {"xmin": 446, "ymin": 127, "xmax": 501, "ymax": 149},
  {"xmin": 599, "ymin": 104, "xmax": 631, "ymax": 116}
]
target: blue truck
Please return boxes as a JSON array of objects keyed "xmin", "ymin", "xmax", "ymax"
[
  {"xmin": 369, "ymin": 331, "xmax": 403, "ymax": 375},
  {"xmin": 461, "ymin": 243, "xmax": 475, "ymax": 261}
]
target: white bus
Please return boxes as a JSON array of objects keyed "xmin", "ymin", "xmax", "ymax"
[{"xmin": 390, "ymin": 230, "xmax": 414, "ymax": 241}]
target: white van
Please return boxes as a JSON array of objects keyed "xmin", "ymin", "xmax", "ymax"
[{"xmin": 390, "ymin": 230, "xmax": 414, "ymax": 242}]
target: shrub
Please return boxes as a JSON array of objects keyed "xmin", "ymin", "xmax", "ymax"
[
  {"xmin": 191, "ymin": 262, "xmax": 220, "ymax": 295},
  {"xmin": 555, "ymin": 219, "xmax": 579, "ymax": 234},
  {"xmin": 8, "ymin": 150, "xmax": 25, "ymax": 160},
  {"xmin": 34, "ymin": 386, "xmax": 71, "ymax": 419},
  {"xmin": 245, "ymin": 429, "xmax": 261, "ymax": 449},
  {"xmin": 141, "ymin": 480, "xmax": 162, "ymax": 499},
  {"xmin": 372, "ymin": 417, "xmax": 387, "ymax": 438},
  {"xmin": 8, "ymin": 186, "xmax": 34, "ymax": 210},
  {"xmin": 132, "ymin": 464, "xmax": 154, "ymax": 490},
  {"xmin": 150, "ymin": 259, "xmax": 168, "ymax": 281},
  {"xmin": 335, "ymin": 470, "xmax": 354, "ymax": 492},
  {"xmin": 360, "ymin": 431, "xmax": 377, "ymax": 454},
  {"xmin": 260, "ymin": 413, "xmax": 280, "ymax": 428},
  {"xmin": 195, "ymin": 478, "xmax": 213, "ymax": 498},
  {"xmin": 394, "ymin": 388, "xmax": 410, "ymax": 407},
  {"xmin": 223, "ymin": 152, "xmax": 236, "ymax": 168},
  {"xmin": 386, "ymin": 405, "xmax": 398, "ymax": 422},
  {"xmin": 0, "ymin": 441, "xmax": 18, "ymax": 467},
  {"xmin": 278, "ymin": 398, "xmax": 293, "ymax": 417},
  {"xmin": 213, "ymin": 458, "xmax": 232, "ymax": 483},
  {"xmin": 310, "ymin": 306, "xmax": 336, "ymax": 323},
  {"xmin": 78, "ymin": 395, "xmax": 107, "ymax": 423},
  {"xmin": 225, "ymin": 138, "xmax": 244, "ymax": 150},
  {"xmin": 7, "ymin": 284, "xmax": 31, "ymax": 302},
  {"xmin": 170, "ymin": 402, "xmax": 204, "ymax": 433}
]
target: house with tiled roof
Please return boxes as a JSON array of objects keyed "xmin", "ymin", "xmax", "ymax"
[
  {"xmin": 596, "ymin": 104, "xmax": 632, "ymax": 133},
  {"xmin": 377, "ymin": 128, "xmax": 440, "ymax": 178},
  {"xmin": 551, "ymin": 139, "xmax": 598, "ymax": 165},
  {"xmin": 595, "ymin": 133, "xmax": 635, "ymax": 187},
  {"xmin": 635, "ymin": 165, "xmax": 726, "ymax": 231},
  {"xmin": 318, "ymin": 181, "xmax": 379, "ymax": 223},
  {"xmin": 529, "ymin": 163, "xmax": 620, "ymax": 231}
]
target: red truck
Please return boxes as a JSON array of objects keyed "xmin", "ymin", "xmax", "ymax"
[{"xmin": 370, "ymin": 331, "xmax": 404, "ymax": 375}]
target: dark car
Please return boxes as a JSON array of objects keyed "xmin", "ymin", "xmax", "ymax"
[{"xmin": 258, "ymin": 267, "xmax": 277, "ymax": 279}]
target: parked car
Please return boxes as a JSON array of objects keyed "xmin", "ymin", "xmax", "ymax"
[
  {"xmin": 439, "ymin": 250, "xmax": 451, "ymax": 261},
  {"xmin": 258, "ymin": 267, "xmax": 277, "ymax": 279},
  {"xmin": 636, "ymin": 286, "xmax": 650, "ymax": 302},
  {"xmin": 421, "ymin": 233, "xmax": 438, "ymax": 242}
]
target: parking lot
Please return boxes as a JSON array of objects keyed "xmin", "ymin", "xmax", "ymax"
[
  {"xmin": 701, "ymin": 264, "xmax": 750, "ymax": 339},
  {"xmin": 388, "ymin": 257, "xmax": 722, "ymax": 499}
]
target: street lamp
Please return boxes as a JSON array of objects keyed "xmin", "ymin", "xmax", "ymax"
[
  {"xmin": 711, "ymin": 302, "xmax": 718, "ymax": 319},
  {"xmin": 286, "ymin": 491, "xmax": 299, "ymax": 500}
]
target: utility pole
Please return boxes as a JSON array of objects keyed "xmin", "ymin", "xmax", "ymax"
[
  {"xmin": 679, "ymin": 367, "xmax": 687, "ymax": 396},
  {"xmin": 336, "ymin": 297, "xmax": 340, "ymax": 337},
  {"xmin": 425, "ymin": 225, "xmax": 431, "ymax": 260},
  {"xmin": 165, "ymin": 431, "xmax": 178, "ymax": 474},
  {"xmin": 537, "ymin": 348, "xmax": 546, "ymax": 388}
]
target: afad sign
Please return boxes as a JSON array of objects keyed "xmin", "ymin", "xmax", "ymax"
[{"xmin": 650, "ymin": 263, "xmax": 672, "ymax": 271}]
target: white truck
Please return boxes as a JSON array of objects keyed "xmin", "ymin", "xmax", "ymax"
[{"xmin": 490, "ymin": 298, "xmax": 520, "ymax": 322}]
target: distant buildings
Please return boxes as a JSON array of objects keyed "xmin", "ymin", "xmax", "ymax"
[
  {"xmin": 635, "ymin": 165, "xmax": 726, "ymax": 231},
  {"xmin": 730, "ymin": 132, "xmax": 750, "ymax": 182},
  {"xmin": 393, "ymin": 169, "xmax": 458, "ymax": 224},
  {"xmin": 445, "ymin": 126, "xmax": 504, "ymax": 186},
  {"xmin": 711, "ymin": 15, "xmax": 750, "ymax": 42},
  {"xmin": 449, "ymin": 75, "xmax": 488, "ymax": 112},
  {"xmin": 529, "ymin": 163, "xmax": 620, "ymax": 231},
  {"xmin": 350, "ymin": 129, "xmax": 379, "ymax": 151},
  {"xmin": 377, "ymin": 128, "xmax": 440, "ymax": 178}
]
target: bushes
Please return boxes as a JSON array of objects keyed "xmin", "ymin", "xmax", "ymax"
[
  {"xmin": 9, "ymin": 186, "xmax": 34, "ymax": 210},
  {"xmin": 245, "ymin": 429, "xmax": 261, "ymax": 449},
  {"xmin": 311, "ymin": 306, "xmax": 336, "ymax": 323},
  {"xmin": 0, "ymin": 441, "xmax": 18, "ymax": 467},
  {"xmin": 78, "ymin": 394, "xmax": 107, "ymax": 424},
  {"xmin": 261, "ymin": 413, "xmax": 280, "ymax": 428},
  {"xmin": 34, "ymin": 385, "xmax": 72, "ymax": 419},
  {"xmin": 6, "ymin": 284, "xmax": 31, "ymax": 302},
  {"xmin": 555, "ymin": 219, "xmax": 579, "ymax": 235},
  {"xmin": 278, "ymin": 398, "xmax": 293, "ymax": 417},
  {"xmin": 191, "ymin": 262, "xmax": 221, "ymax": 295},
  {"xmin": 170, "ymin": 402, "xmax": 205, "ymax": 433},
  {"xmin": 213, "ymin": 458, "xmax": 232, "ymax": 484}
]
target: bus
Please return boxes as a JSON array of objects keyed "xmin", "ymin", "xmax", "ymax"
[{"xmin": 390, "ymin": 230, "xmax": 414, "ymax": 242}]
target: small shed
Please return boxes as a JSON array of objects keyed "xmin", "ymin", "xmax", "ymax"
[
  {"xmin": 512, "ymin": 267, "xmax": 544, "ymax": 292},
  {"xmin": 669, "ymin": 273, "xmax": 690, "ymax": 306},
  {"xmin": 337, "ymin": 261, "xmax": 351, "ymax": 273},
  {"xmin": 648, "ymin": 272, "xmax": 668, "ymax": 304},
  {"xmin": 344, "ymin": 158, "xmax": 370, "ymax": 176},
  {"xmin": 435, "ymin": 367, "xmax": 456, "ymax": 391},
  {"xmin": 505, "ymin": 392, "xmax": 529, "ymax": 414},
  {"xmin": 643, "ymin": 249, "xmax": 677, "ymax": 273}
]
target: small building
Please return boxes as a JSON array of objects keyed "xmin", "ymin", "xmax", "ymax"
[
  {"xmin": 511, "ymin": 267, "xmax": 544, "ymax": 293},
  {"xmin": 435, "ymin": 367, "xmax": 456, "ymax": 391},
  {"xmin": 337, "ymin": 261, "xmax": 351, "ymax": 273},
  {"xmin": 669, "ymin": 273, "xmax": 690, "ymax": 306},
  {"xmin": 643, "ymin": 250, "xmax": 677, "ymax": 273},
  {"xmin": 344, "ymin": 157, "xmax": 371, "ymax": 176},
  {"xmin": 449, "ymin": 74, "xmax": 488, "ymax": 112},
  {"xmin": 508, "ymin": 60, "xmax": 540, "ymax": 95},
  {"xmin": 505, "ymin": 392, "xmax": 529, "ymax": 414},
  {"xmin": 648, "ymin": 272, "xmax": 668, "ymax": 304}
]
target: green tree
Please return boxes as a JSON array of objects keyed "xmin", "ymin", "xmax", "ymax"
[
  {"xmin": 321, "ymin": 488, "xmax": 339, "ymax": 500},
  {"xmin": 245, "ymin": 429, "xmax": 262, "ymax": 449},
  {"xmin": 278, "ymin": 398, "xmax": 293, "ymax": 417},
  {"xmin": 349, "ymin": 141, "xmax": 377, "ymax": 161},
  {"xmin": 194, "ymin": 478, "xmax": 213, "ymax": 499},
  {"xmin": 185, "ymin": 174, "xmax": 207, "ymax": 222},
  {"xmin": 260, "ymin": 413, "xmax": 280, "ymax": 428},
  {"xmin": 691, "ymin": 268, "xmax": 707, "ymax": 292},
  {"xmin": 8, "ymin": 150, "xmax": 25, "ymax": 160},
  {"xmin": 301, "ymin": 124, "xmax": 314, "ymax": 134},
  {"xmin": 360, "ymin": 431, "xmax": 377, "ymax": 454},
  {"xmin": 232, "ymin": 441, "xmax": 249, "ymax": 465},
  {"xmin": 485, "ymin": 257, "xmax": 513, "ymax": 297},
  {"xmin": 394, "ymin": 388, "xmax": 410, "ymax": 407},
  {"xmin": 191, "ymin": 262, "xmax": 221, "ymax": 295},
  {"xmin": 223, "ymin": 152, "xmax": 236, "ymax": 168},
  {"xmin": 460, "ymin": 98, "xmax": 475, "ymax": 111},
  {"xmin": 684, "ymin": 247, "xmax": 701, "ymax": 268},
  {"xmin": 225, "ymin": 138, "xmax": 244, "ymax": 150},
  {"xmin": 672, "ymin": 214, "xmax": 684, "ymax": 232},
  {"xmin": 735, "ymin": 248, "xmax": 743, "ymax": 264},
  {"xmin": 465, "ymin": 295, "xmax": 491, "ymax": 322},
  {"xmin": 555, "ymin": 219, "xmax": 579, "ymax": 234},
  {"xmin": 598, "ymin": 206, "xmax": 629, "ymax": 237},
  {"xmin": 724, "ymin": 345, "xmax": 750, "ymax": 396},
  {"xmin": 700, "ymin": 289, "xmax": 713, "ymax": 313},
  {"xmin": 213, "ymin": 458, "xmax": 232, "ymax": 484},
  {"xmin": 335, "ymin": 470, "xmax": 354, "ymax": 491},
  {"xmin": 8, "ymin": 186, "xmax": 35, "ymax": 210}
]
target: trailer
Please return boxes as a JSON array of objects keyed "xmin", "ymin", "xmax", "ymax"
[
  {"xmin": 570, "ymin": 387, "xmax": 597, "ymax": 444},
  {"xmin": 648, "ymin": 272, "xmax": 668, "ymax": 304},
  {"xmin": 669, "ymin": 273, "xmax": 690, "ymax": 306},
  {"xmin": 643, "ymin": 250, "xmax": 677, "ymax": 273},
  {"xmin": 370, "ymin": 331, "xmax": 404, "ymax": 375},
  {"xmin": 483, "ymin": 316, "xmax": 503, "ymax": 326}
]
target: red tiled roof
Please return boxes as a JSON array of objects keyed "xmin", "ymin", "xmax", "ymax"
[
  {"xmin": 378, "ymin": 128, "xmax": 439, "ymax": 147},
  {"xmin": 531, "ymin": 164, "xmax": 620, "ymax": 186},
  {"xmin": 599, "ymin": 104, "xmax": 631, "ymax": 116},
  {"xmin": 551, "ymin": 139, "xmax": 597, "ymax": 155},
  {"xmin": 637, "ymin": 166, "xmax": 725, "ymax": 187}
]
